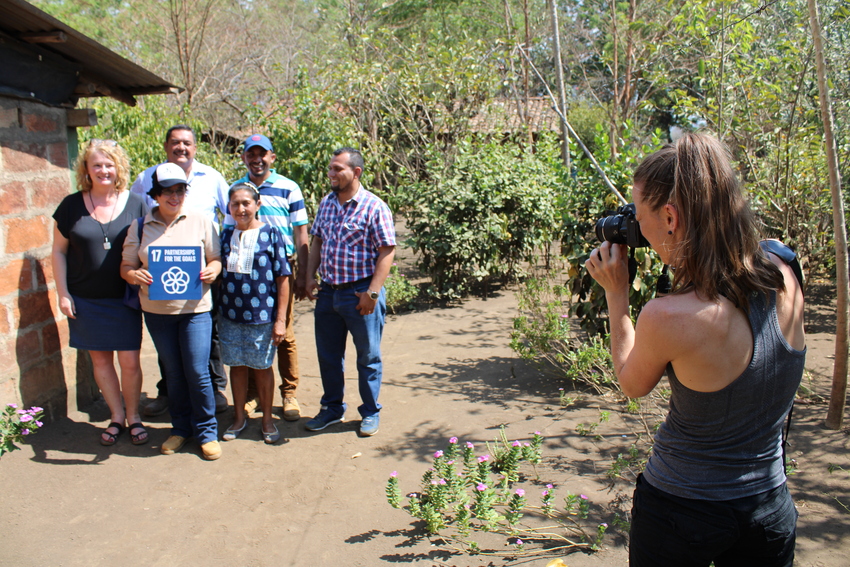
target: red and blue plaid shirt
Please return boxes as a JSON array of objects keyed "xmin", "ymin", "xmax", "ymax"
[{"xmin": 310, "ymin": 188, "xmax": 396, "ymax": 285}]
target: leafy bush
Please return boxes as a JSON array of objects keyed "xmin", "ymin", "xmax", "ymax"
[
  {"xmin": 559, "ymin": 123, "xmax": 668, "ymax": 336},
  {"xmin": 384, "ymin": 264, "xmax": 418, "ymax": 313},
  {"xmin": 510, "ymin": 272, "xmax": 617, "ymax": 393},
  {"xmin": 401, "ymin": 138, "xmax": 561, "ymax": 300}
]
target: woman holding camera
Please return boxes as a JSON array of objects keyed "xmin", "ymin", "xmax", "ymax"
[{"xmin": 586, "ymin": 132, "xmax": 805, "ymax": 567}]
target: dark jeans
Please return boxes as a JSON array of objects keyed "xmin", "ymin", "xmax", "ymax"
[
  {"xmin": 144, "ymin": 311, "xmax": 217, "ymax": 444},
  {"xmin": 629, "ymin": 474, "xmax": 797, "ymax": 567},
  {"xmin": 155, "ymin": 286, "xmax": 227, "ymax": 396},
  {"xmin": 314, "ymin": 280, "xmax": 385, "ymax": 418}
]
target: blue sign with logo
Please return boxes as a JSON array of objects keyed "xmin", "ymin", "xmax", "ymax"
[{"xmin": 148, "ymin": 246, "xmax": 203, "ymax": 301}]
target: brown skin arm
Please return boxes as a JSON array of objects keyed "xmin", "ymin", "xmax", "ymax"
[{"xmin": 354, "ymin": 246, "xmax": 396, "ymax": 316}]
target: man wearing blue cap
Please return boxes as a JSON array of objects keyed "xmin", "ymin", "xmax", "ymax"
[
  {"xmin": 224, "ymin": 134, "xmax": 309, "ymax": 421},
  {"xmin": 131, "ymin": 125, "xmax": 230, "ymax": 416}
]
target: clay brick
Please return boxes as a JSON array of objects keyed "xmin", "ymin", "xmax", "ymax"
[
  {"xmin": 47, "ymin": 142, "xmax": 69, "ymax": 169},
  {"xmin": 0, "ymin": 181, "xmax": 29, "ymax": 215},
  {"xmin": 0, "ymin": 303, "xmax": 9, "ymax": 334},
  {"xmin": 42, "ymin": 322, "xmax": 61, "ymax": 356},
  {"xmin": 0, "ymin": 107, "xmax": 19, "ymax": 129},
  {"xmin": 35, "ymin": 257, "xmax": 54, "ymax": 289},
  {"xmin": 31, "ymin": 176, "xmax": 71, "ymax": 209},
  {"xmin": 0, "ymin": 258, "xmax": 33, "ymax": 296},
  {"xmin": 15, "ymin": 289, "xmax": 54, "ymax": 329},
  {"xmin": 56, "ymin": 317, "xmax": 69, "ymax": 347},
  {"xmin": 1, "ymin": 142, "xmax": 48, "ymax": 173},
  {"xmin": 24, "ymin": 112, "xmax": 58, "ymax": 133},
  {"xmin": 16, "ymin": 328, "xmax": 41, "ymax": 364},
  {"xmin": 19, "ymin": 356, "xmax": 67, "ymax": 420},
  {"xmin": 0, "ymin": 377, "xmax": 20, "ymax": 408},
  {"xmin": 3, "ymin": 215, "xmax": 50, "ymax": 254}
]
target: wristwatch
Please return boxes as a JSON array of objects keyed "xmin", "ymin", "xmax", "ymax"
[{"xmin": 368, "ymin": 289, "xmax": 380, "ymax": 300}]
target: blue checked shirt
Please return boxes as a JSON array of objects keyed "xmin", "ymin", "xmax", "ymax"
[
  {"xmin": 310, "ymin": 188, "xmax": 396, "ymax": 285},
  {"xmin": 224, "ymin": 171, "xmax": 309, "ymax": 257}
]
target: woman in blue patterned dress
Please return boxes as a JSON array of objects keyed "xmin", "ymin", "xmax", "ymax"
[{"xmin": 219, "ymin": 182, "xmax": 291, "ymax": 444}]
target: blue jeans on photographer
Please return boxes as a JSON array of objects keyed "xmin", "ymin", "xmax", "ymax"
[
  {"xmin": 144, "ymin": 311, "xmax": 218, "ymax": 444},
  {"xmin": 314, "ymin": 279, "xmax": 385, "ymax": 419}
]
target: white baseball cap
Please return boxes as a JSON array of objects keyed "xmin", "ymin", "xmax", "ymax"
[{"xmin": 155, "ymin": 162, "xmax": 188, "ymax": 187}]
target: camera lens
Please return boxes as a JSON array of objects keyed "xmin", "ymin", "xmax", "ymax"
[{"xmin": 595, "ymin": 214, "xmax": 627, "ymax": 245}]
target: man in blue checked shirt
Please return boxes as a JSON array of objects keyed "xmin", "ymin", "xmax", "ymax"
[
  {"xmin": 224, "ymin": 134, "xmax": 310, "ymax": 421},
  {"xmin": 304, "ymin": 147, "xmax": 396, "ymax": 437}
]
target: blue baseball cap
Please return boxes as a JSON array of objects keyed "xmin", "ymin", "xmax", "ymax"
[{"xmin": 243, "ymin": 134, "xmax": 273, "ymax": 152}]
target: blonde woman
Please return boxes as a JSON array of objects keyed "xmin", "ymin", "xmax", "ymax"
[{"xmin": 52, "ymin": 139, "xmax": 149, "ymax": 446}]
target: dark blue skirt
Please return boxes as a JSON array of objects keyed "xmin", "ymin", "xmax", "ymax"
[{"xmin": 68, "ymin": 295, "xmax": 143, "ymax": 351}]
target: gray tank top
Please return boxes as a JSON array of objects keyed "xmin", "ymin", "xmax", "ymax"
[{"xmin": 642, "ymin": 291, "xmax": 805, "ymax": 500}]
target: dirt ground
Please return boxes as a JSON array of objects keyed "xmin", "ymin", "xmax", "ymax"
[{"xmin": 1, "ymin": 275, "xmax": 848, "ymax": 566}]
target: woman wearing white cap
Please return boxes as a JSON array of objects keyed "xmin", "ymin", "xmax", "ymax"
[
  {"xmin": 121, "ymin": 162, "xmax": 223, "ymax": 460},
  {"xmin": 52, "ymin": 139, "xmax": 149, "ymax": 446}
]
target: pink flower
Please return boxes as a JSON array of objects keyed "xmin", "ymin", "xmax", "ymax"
[
  {"xmin": 20, "ymin": 414, "xmax": 33, "ymax": 422},
  {"xmin": 7, "ymin": 403, "xmax": 17, "ymax": 408},
  {"xmin": 434, "ymin": 450, "xmax": 444, "ymax": 458},
  {"xmin": 515, "ymin": 538, "xmax": 523, "ymax": 546},
  {"xmin": 21, "ymin": 428, "xmax": 30, "ymax": 435},
  {"xmin": 515, "ymin": 489, "xmax": 525, "ymax": 497},
  {"xmin": 449, "ymin": 436, "xmax": 458, "ymax": 444},
  {"xmin": 465, "ymin": 441, "xmax": 474, "ymax": 449},
  {"xmin": 476, "ymin": 483, "xmax": 487, "ymax": 491},
  {"xmin": 542, "ymin": 490, "xmax": 549, "ymax": 496},
  {"xmin": 580, "ymin": 494, "xmax": 588, "ymax": 500},
  {"xmin": 390, "ymin": 471, "xmax": 398, "ymax": 477},
  {"xmin": 511, "ymin": 440, "xmax": 521, "ymax": 447},
  {"xmin": 477, "ymin": 455, "xmax": 490, "ymax": 463},
  {"xmin": 438, "ymin": 478, "xmax": 447, "ymax": 485},
  {"xmin": 546, "ymin": 484, "xmax": 554, "ymax": 489}
]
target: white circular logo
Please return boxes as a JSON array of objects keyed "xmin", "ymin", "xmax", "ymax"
[{"xmin": 161, "ymin": 266, "xmax": 191, "ymax": 294}]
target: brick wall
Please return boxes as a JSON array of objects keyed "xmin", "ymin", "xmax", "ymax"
[{"xmin": 0, "ymin": 97, "xmax": 95, "ymax": 421}]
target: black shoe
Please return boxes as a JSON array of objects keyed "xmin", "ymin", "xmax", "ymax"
[
  {"xmin": 215, "ymin": 391, "xmax": 228, "ymax": 414},
  {"xmin": 143, "ymin": 396, "xmax": 169, "ymax": 417}
]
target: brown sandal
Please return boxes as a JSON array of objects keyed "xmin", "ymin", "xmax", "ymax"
[{"xmin": 100, "ymin": 422, "xmax": 124, "ymax": 446}]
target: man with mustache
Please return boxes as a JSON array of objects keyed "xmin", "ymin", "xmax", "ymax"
[{"xmin": 130, "ymin": 125, "xmax": 230, "ymax": 416}]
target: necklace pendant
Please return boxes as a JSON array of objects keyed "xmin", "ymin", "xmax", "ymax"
[{"xmin": 103, "ymin": 238, "xmax": 111, "ymax": 250}]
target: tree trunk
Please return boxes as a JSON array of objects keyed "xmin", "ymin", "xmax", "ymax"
[
  {"xmin": 808, "ymin": 0, "xmax": 849, "ymax": 429},
  {"xmin": 550, "ymin": 0, "xmax": 569, "ymax": 169}
]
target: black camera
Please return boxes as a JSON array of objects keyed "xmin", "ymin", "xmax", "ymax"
[{"xmin": 595, "ymin": 203, "xmax": 649, "ymax": 248}]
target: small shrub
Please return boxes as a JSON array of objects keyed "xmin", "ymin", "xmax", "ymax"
[
  {"xmin": 387, "ymin": 433, "xmax": 608, "ymax": 556},
  {"xmin": 384, "ymin": 264, "xmax": 418, "ymax": 313}
]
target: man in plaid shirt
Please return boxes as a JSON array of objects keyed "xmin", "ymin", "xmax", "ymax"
[{"xmin": 305, "ymin": 147, "xmax": 396, "ymax": 437}]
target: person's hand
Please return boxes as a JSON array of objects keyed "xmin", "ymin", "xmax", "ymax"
[
  {"xmin": 133, "ymin": 268, "xmax": 153, "ymax": 286},
  {"xmin": 354, "ymin": 291, "xmax": 378, "ymax": 316},
  {"xmin": 294, "ymin": 274, "xmax": 308, "ymax": 301},
  {"xmin": 305, "ymin": 278, "xmax": 320, "ymax": 301},
  {"xmin": 58, "ymin": 293, "xmax": 76, "ymax": 319},
  {"xmin": 200, "ymin": 266, "xmax": 218, "ymax": 284},
  {"xmin": 272, "ymin": 320, "xmax": 286, "ymax": 345},
  {"xmin": 584, "ymin": 241, "xmax": 630, "ymax": 294}
]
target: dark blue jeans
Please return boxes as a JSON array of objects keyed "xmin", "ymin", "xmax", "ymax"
[
  {"xmin": 314, "ymin": 281, "xmax": 386, "ymax": 418},
  {"xmin": 629, "ymin": 474, "xmax": 797, "ymax": 567},
  {"xmin": 144, "ymin": 311, "xmax": 218, "ymax": 444}
]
